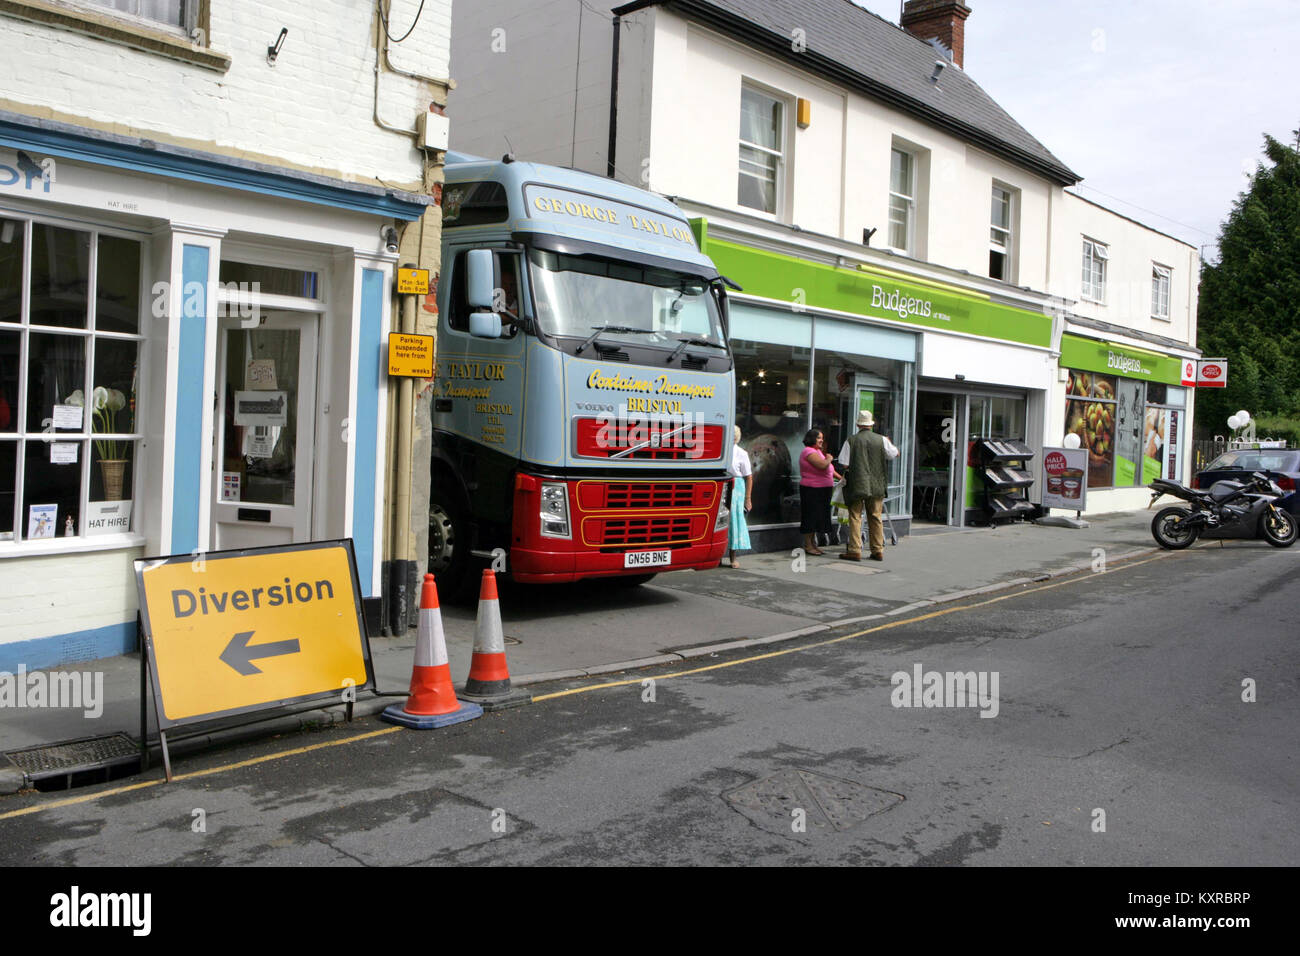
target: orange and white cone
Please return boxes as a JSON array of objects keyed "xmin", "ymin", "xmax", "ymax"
[
  {"xmin": 381, "ymin": 574, "xmax": 482, "ymax": 729},
  {"xmin": 460, "ymin": 569, "xmax": 531, "ymax": 709}
]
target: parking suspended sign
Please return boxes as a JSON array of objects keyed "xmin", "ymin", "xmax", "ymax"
[{"xmin": 134, "ymin": 541, "xmax": 372, "ymax": 729}]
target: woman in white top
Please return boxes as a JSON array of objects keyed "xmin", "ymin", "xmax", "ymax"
[{"xmin": 727, "ymin": 425, "xmax": 753, "ymax": 568}]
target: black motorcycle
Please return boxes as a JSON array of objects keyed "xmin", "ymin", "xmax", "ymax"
[{"xmin": 1148, "ymin": 472, "xmax": 1298, "ymax": 550}]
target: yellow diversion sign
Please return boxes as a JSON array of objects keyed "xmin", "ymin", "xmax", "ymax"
[{"xmin": 134, "ymin": 541, "xmax": 372, "ymax": 729}]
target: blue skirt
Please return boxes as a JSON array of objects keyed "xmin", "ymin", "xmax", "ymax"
[{"xmin": 728, "ymin": 475, "xmax": 752, "ymax": 551}]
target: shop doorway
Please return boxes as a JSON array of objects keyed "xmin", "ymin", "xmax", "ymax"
[
  {"xmin": 211, "ymin": 312, "xmax": 319, "ymax": 550},
  {"xmin": 913, "ymin": 391, "xmax": 959, "ymax": 526},
  {"xmin": 914, "ymin": 389, "xmax": 1028, "ymax": 527}
]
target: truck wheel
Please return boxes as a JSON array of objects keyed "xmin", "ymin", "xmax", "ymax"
[
  {"xmin": 428, "ymin": 497, "xmax": 474, "ymax": 602},
  {"xmin": 1261, "ymin": 507, "xmax": 1298, "ymax": 548},
  {"xmin": 1151, "ymin": 507, "xmax": 1199, "ymax": 550}
]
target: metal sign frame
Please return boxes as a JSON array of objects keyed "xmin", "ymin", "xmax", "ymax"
[{"xmin": 133, "ymin": 539, "xmax": 374, "ymax": 780}]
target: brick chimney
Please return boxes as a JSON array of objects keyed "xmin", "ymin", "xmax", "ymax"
[{"xmin": 901, "ymin": 0, "xmax": 972, "ymax": 68}]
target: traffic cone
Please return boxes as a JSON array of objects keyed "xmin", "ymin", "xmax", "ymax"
[
  {"xmin": 381, "ymin": 574, "xmax": 482, "ymax": 729},
  {"xmin": 459, "ymin": 569, "xmax": 531, "ymax": 711}
]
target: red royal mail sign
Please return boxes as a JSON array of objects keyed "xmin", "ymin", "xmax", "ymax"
[
  {"xmin": 1197, "ymin": 359, "xmax": 1228, "ymax": 388},
  {"xmin": 1180, "ymin": 359, "xmax": 1197, "ymax": 387}
]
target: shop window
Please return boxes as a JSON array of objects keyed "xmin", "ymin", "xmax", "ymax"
[
  {"xmin": 1065, "ymin": 370, "xmax": 1177, "ymax": 489},
  {"xmin": 0, "ymin": 218, "xmax": 144, "ymax": 544},
  {"xmin": 989, "ymin": 184, "xmax": 1016, "ymax": 282},
  {"xmin": 1081, "ymin": 238, "xmax": 1108, "ymax": 303},
  {"xmin": 1143, "ymin": 385, "xmax": 1184, "ymax": 484},
  {"xmin": 734, "ymin": 340, "xmax": 808, "ymax": 525},
  {"xmin": 738, "ymin": 84, "xmax": 786, "ymax": 216},
  {"xmin": 812, "ymin": 347, "xmax": 912, "ymax": 514},
  {"xmin": 1151, "ymin": 263, "xmax": 1171, "ymax": 321},
  {"xmin": 1064, "ymin": 370, "xmax": 1116, "ymax": 488}
]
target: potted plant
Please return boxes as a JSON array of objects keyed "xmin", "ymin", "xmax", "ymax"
[{"xmin": 66, "ymin": 386, "xmax": 130, "ymax": 499}]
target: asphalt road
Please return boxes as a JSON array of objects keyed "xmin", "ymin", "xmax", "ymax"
[{"xmin": 2, "ymin": 541, "xmax": 1296, "ymax": 867}]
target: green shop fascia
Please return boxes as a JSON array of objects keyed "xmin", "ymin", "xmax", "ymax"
[{"xmin": 1058, "ymin": 334, "xmax": 1190, "ymax": 490}]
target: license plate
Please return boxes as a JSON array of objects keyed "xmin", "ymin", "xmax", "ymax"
[{"xmin": 624, "ymin": 549, "xmax": 671, "ymax": 568}]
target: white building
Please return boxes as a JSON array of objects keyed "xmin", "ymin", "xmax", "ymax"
[
  {"xmin": 450, "ymin": 0, "xmax": 1199, "ymax": 543},
  {"xmin": 0, "ymin": 0, "xmax": 452, "ymax": 671}
]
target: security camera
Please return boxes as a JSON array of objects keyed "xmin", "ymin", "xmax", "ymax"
[{"xmin": 381, "ymin": 226, "xmax": 399, "ymax": 254}]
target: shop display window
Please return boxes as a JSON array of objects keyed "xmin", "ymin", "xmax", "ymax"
[
  {"xmin": 1065, "ymin": 370, "xmax": 1183, "ymax": 489},
  {"xmin": 733, "ymin": 339, "xmax": 810, "ymax": 525},
  {"xmin": 1065, "ymin": 370, "xmax": 1117, "ymax": 488},
  {"xmin": 0, "ymin": 217, "xmax": 144, "ymax": 544}
]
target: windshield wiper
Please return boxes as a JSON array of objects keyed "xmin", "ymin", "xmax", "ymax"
[
  {"xmin": 576, "ymin": 325, "xmax": 654, "ymax": 354},
  {"xmin": 666, "ymin": 336, "xmax": 726, "ymax": 364}
]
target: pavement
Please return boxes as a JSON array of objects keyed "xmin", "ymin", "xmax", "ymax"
[{"xmin": 0, "ymin": 509, "xmax": 1161, "ymax": 793}]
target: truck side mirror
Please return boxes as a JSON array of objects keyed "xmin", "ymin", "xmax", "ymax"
[
  {"xmin": 466, "ymin": 249, "xmax": 495, "ymax": 309},
  {"xmin": 469, "ymin": 311, "xmax": 502, "ymax": 339}
]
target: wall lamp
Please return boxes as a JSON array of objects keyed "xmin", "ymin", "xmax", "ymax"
[{"xmin": 267, "ymin": 28, "xmax": 288, "ymax": 66}]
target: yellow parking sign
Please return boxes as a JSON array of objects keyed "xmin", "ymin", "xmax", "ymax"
[{"xmin": 135, "ymin": 541, "xmax": 372, "ymax": 729}]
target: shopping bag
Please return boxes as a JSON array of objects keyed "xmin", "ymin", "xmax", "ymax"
[{"xmin": 831, "ymin": 481, "xmax": 850, "ymax": 526}]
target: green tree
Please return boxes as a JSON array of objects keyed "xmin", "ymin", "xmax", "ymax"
[{"xmin": 1197, "ymin": 133, "xmax": 1300, "ymax": 436}]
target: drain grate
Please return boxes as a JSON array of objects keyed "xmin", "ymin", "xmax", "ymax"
[
  {"xmin": 4, "ymin": 733, "xmax": 140, "ymax": 779},
  {"xmin": 724, "ymin": 768, "xmax": 902, "ymax": 838}
]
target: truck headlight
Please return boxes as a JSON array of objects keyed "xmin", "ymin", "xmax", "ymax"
[
  {"xmin": 715, "ymin": 498, "xmax": 729, "ymax": 532},
  {"xmin": 540, "ymin": 482, "xmax": 571, "ymax": 538}
]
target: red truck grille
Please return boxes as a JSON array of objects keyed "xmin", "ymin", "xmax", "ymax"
[
  {"xmin": 583, "ymin": 514, "xmax": 703, "ymax": 548},
  {"xmin": 577, "ymin": 480, "xmax": 717, "ymax": 511}
]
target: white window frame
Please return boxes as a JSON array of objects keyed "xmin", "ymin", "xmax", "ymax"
[
  {"xmin": 888, "ymin": 147, "xmax": 917, "ymax": 255},
  {"xmin": 1081, "ymin": 237, "xmax": 1108, "ymax": 303},
  {"xmin": 737, "ymin": 83, "xmax": 788, "ymax": 219},
  {"xmin": 0, "ymin": 213, "xmax": 148, "ymax": 554},
  {"xmin": 989, "ymin": 183, "xmax": 1016, "ymax": 282},
  {"xmin": 1151, "ymin": 263, "xmax": 1172, "ymax": 321}
]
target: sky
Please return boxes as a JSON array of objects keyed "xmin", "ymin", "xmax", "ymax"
[{"xmin": 851, "ymin": 0, "xmax": 1300, "ymax": 260}]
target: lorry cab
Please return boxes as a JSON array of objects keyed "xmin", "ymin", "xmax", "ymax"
[{"xmin": 431, "ymin": 153, "xmax": 736, "ymax": 596}]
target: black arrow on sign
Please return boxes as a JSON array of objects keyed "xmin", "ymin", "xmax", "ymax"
[{"xmin": 220, "ymin": 630, "xmax": 301, "ymax": 676}]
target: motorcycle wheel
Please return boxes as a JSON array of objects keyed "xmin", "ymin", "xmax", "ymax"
[
  {"xmin": 1261, "ymin": 507, "xmax": 1298, "ymax": 548},
  {"xmin": 1151, "ymin": 507, "xmax": 1199, "ymax": 550}
]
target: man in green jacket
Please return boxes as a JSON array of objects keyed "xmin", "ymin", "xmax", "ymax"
[{"xmin": 841, "ymin": 410, "xmax": 889, "ymax": 561}]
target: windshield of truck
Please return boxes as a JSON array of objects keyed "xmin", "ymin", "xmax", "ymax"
[{"xmin": 528, "ymin": 249, "xmax": 726, "ymax": 350}]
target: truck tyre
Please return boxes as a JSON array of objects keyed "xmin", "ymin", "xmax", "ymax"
[
  {"xmin": 1150, "ymin": 506, "xmax": 1199, "ymax": 550},
  {"xmin": 428, "ymin": 495, "xmax": 475, "ymax": 602},
  {"xmin": 1261, "ymin": 507, "xmax": 1298, "ymax": 548}
]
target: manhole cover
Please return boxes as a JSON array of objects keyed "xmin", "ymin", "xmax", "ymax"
[
  {"xmin": 4, "ymin": 733, "xmax": 140, "ymax": 779},
  {"xmin": 724, "ymin": 769, "xmax": 902, "ymax": 838}
]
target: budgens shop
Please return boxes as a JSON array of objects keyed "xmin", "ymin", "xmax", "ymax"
[
  {"xmin": 1054, "ymin": 333, "xmax": 1197, "ymax": 514},
  {"xmin": 688, "ymin": 215, "xmax": 1069, "ymax": 547}
]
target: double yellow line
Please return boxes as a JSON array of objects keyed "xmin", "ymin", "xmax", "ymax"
[{"xmin": 0, "ymin": 552, "xmax": 1169, "ymax": 822}]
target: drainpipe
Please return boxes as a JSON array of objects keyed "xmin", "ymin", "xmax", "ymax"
[{"xmin": 607, "ymin": 15, "xmax": 621, "ymax": 178}]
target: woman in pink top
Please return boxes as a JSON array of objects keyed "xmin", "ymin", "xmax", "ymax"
[{"xmin": 799, "ymin": 428, "xmax": 838, "ymax": 555}]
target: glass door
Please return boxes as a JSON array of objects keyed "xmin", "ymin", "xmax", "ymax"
[{"xmin": 211, "ymin": 312, "xmax": 318, "ymax": 550}]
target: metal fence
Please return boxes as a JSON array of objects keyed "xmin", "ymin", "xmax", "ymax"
[{"xmin": 1192, "ymin": 439, "xmax": 1226, "ymax": 473}]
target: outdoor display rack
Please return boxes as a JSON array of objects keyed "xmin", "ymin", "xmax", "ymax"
[{"xmin": 976, "ymin": 439, "xmax": 1036, "ymax": 524}]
